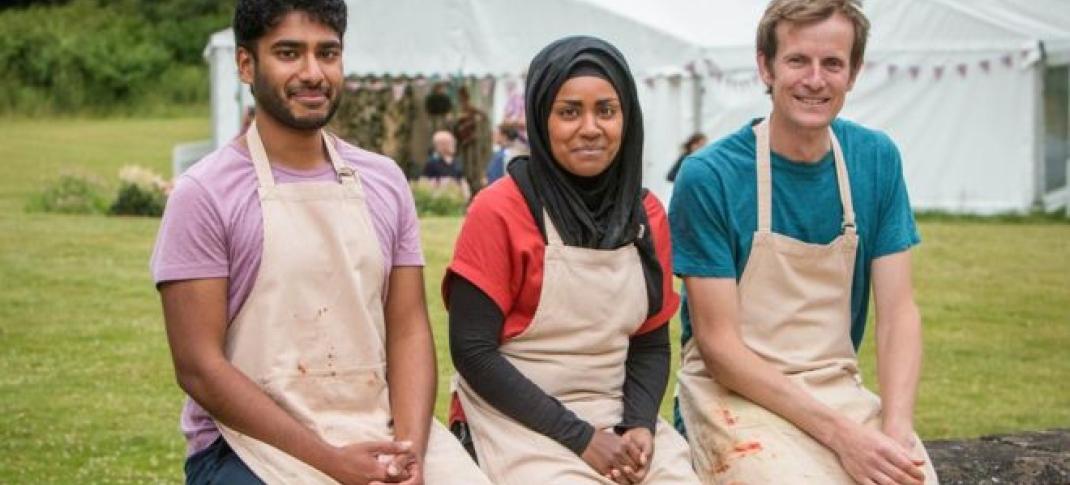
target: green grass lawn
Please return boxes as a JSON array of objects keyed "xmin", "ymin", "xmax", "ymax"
[{"xmin": 1, "ymin": 117, "xmax": 1068, "ymax": 482}]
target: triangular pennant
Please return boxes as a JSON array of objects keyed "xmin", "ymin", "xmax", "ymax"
[
  {"xmin": 934, "ymin": 65, "xmax": 945, "ymax": 80},
  {"xmin": 957, "ymin": 64, "xmax": 968, "ymax": 77}
]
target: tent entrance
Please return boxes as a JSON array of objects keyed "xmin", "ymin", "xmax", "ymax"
[{"xmin": 1044, "ymin": 65, "xmax": 1069, "ymax": 196}]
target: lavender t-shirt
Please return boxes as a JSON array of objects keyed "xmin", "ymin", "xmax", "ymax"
[{"xmin": 150, "ymin": 138, "xmax": 424, "ymax": 456}]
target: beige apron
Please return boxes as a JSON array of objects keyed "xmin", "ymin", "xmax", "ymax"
[
  {"xmin": 455, "ymin": 214, "xmax": 700, "ymax": 484},
  {"xmin": 217, "ymin": 122, "xmax": 489, "ymax": 484},
  {"xmin": 677, "ymin": 118, "xmax": 938, "ymax": 484}
]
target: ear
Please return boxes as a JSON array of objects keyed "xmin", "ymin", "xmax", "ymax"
[
  {"xmin": 237, "ymin": 46, "xmax": 255, "ymax": 86},
  {"xmin": 846, "ymin": 61, "xmax": 863, "ymax": 91},
  {"xmin": 756, "ymin": 51, "xmax": 774, "ymax": 89}
]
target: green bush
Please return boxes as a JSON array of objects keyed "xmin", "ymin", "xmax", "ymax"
[
  {"xmin": 0, "ymin": 0, "xmax": 233, "ymax": 115},
  {"xmin": 108, "ymin": 165, "xmax": 169, "ymax": 217},
  {"xmin": 411, "ymin": 179, "xmax": 468, "ymax": 217},
  {"xmin": 27, "ymin": 172, "xmax": 110, "ymax": 215}
]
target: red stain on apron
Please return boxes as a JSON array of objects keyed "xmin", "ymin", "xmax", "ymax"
[{"xmin": 732, "ymin": 441, "xmax": 763, "ymax": 456}]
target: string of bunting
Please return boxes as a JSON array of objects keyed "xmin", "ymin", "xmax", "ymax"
[{"xmin": 642, "ymin": 48, "xmax": 1035, "ymax": 88}]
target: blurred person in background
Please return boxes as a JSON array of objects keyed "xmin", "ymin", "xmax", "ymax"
[
  {"xmin": 484, "ymin": 122, "xmax": 528, "ymax": 186},
  {"xmin": 665, "ymin": 133, "xmax": 707, "ymax": 183},
  {"xmin": 421, "ymin": 130, "xmax": 464, "ymax": 181}
]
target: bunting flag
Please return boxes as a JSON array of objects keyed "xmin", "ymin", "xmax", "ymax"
[{"xmin": 679, "ymin": 49, "xmax": 1035, "ymax": 88}]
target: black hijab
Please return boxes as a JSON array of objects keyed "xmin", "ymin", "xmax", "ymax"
[{"xmin": 507, "ymin": 36, "xmax": 663, "ymax": 319}]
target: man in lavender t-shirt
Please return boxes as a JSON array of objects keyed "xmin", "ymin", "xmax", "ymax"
[{"xmin": 151, "ymin": 137, "xmax": 423, "ymax": 458}]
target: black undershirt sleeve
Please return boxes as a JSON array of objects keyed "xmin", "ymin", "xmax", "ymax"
[
  {"xmin": 617, "ymin": 323, "xmax": 670, "ymax": 433},
  {"xmin": 448, "ymin": 276, "xmax": 595, "ymax": 455}
]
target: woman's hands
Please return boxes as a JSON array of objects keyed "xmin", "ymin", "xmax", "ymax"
[{"xmin": 581, "ymin": 427, "xmax": 655, "ymax": 484}]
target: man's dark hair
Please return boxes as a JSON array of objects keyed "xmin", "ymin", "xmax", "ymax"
[{"xmin": 233, "ymin": 0, "xmax": 347, "ymax": 57}]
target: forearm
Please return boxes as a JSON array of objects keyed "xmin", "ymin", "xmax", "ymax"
[
  {"xmin": 386, "ymin": 319, "xmax": 436, "ymax": 456},
  {"xmin": 872, "ymin": 251, "xmax": 924, "ymax": 437},
  {"xmin": 449, "ymin": 277, "xmax": 595, "ymax": 455},
  {"xmin": 685, "ymin": 277, "xmax": 853, "ymax": 448},
  {"xmin": 384, "ymin": 267, "xmax": 437, "ymax": 457},
  {"xmin": 619, "ymin": 325, "xmax": 670, "ymax": 433},
  {"xmin": 694, "ymin": 331, "xmax": 853, "ymax": 447},
  {"xmin": 161, "ymin": 279, "xmax": 339, "ymax": 474},
  {"xmin": 176, "ymin": 357, "xmax": 338, "ymax": 471},
  {"xmin": 876, "ymin": 302, "xmax": 923, "ymax": 431}
]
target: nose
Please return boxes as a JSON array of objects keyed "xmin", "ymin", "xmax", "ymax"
[
  {"xmin": 298, "ymin": 55, "xmax": 325, "ymax": 84},
  {"xmin": 802, "ymin": 61, "xmax": 826, "ymax": 89},
  {"xmin": 578, "ymin": 111, "xmax": 601, "ymax": 139}
]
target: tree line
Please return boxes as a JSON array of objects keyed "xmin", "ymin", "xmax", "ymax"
[{"xmin": 0, "ymin": 0, "xmax": 234, "ymax": 115}]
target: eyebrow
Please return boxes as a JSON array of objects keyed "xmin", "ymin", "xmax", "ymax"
[
  {"xmin": 270, "ymin": 40, "xmax": 342, "ymax": 50},
  {"xmin": 554, "ymin": 97, "xmax": 620, "ymax": 104}
]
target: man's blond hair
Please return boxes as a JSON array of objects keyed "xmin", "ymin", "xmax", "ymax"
[{"xmin": 756, "ymin": 0, "xmax": 870, "ymax": 74}]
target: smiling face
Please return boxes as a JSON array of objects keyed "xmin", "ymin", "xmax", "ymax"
[
  {"xmin": 547, "ymin": 75, "xmax": 623, "ymax": 177},
  {"xmin": 238, "ymin": 11, "xmax": 343, "ymax": 131},
  {"xmin": 758, "ymin": 12, "xmax": 859, "ymax": 136}
]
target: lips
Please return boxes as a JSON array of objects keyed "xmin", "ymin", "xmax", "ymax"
[
  {"xmin": 572, "ymin": 146, "xmax": 605, "ymax": 155},
  {"xmin": 288, "ymin": 88, "xmax": 330, "ymax": 105},
  {"xmin": 794, "ymin": 95, "xmax": 830, "ymax": 106}
]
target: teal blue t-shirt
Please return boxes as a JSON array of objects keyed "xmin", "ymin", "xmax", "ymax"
[{"xmin": 670, "ymin": 118, "xmax": 920, "ymax": 349}]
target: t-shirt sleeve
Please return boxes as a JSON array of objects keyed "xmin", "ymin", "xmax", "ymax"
[
  {"xmin": 444, "ymin": 189, "xmax": 516, "ymax": 315},
  {"xmin": 669, "ymin": 156, "xmax": 737, "ymax": 278},
  {"xmin": 634, "ymin": 193, "xmax": 680, "ymax": 335},
  {"xmin": 393, "ymin": 174, "xmax": 425, "ymax": 267},
  {"xmin": 150, "ymin": 176, "xmax": 229, "ymax": 285},
  {"xmin": 872, "ymin": 137, "xmax": 921, "ymax": 258}
]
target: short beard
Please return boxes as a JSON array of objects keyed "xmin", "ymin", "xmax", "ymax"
[{"xmin": 252, "ymin": 69, "xmax": 341, "ymax": 131}]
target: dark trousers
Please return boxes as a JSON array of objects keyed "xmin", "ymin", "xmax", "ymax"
[{"xmin": 185, "ymin": 437, "xmax": 264, "ymax": 485}]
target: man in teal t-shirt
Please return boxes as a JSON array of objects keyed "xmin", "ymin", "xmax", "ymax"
[
  {"xmin": 671, "ymin": 117, "xmax": 919, "ymax": 350},
  {"xmin": 670, "ymin": 1, "xmax": 936, "ymax": 484}
]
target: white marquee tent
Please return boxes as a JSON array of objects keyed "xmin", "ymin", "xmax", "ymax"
[{"xmin": 203, "ymin": 0, "xmax": 1070, "ymax": 213}]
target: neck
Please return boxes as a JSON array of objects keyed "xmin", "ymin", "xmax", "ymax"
[
  {"xmin": 767, "ymin": 112, "xmax": 830, "ymax": 163},
  {"xmin": 246, "ymin": 112, "xmax": 328, "ymax": 171}
]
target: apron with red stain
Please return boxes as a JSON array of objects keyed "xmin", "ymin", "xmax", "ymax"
[
  {"xmin": 217, "ymin": 122, "xmax": 489, "ymax": 484},
  {"xmin": 677, "ymin": 118, "xmax": 938, "ymax": 484}
]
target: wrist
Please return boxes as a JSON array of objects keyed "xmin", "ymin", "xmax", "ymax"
[
  {"xmin": 306, "ymin": 441, "xmax": 342, "ymax": 479},
  {"xmin": 571, "ymin": 422, "xmax": 597, "ymax": 456},
  {"xmin": 881, "ymin": 417, "xmax": 916, "ymax": 444},
  {"xmin": 822, "ymin": 415, "xmax": 857, "ymax": 451},
  {"xmin": 392, "ymin": 432, "xmax": 427, "ymax": 458}
]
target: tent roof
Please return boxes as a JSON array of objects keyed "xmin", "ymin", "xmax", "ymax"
[
  {"xmin": 587, "ymin": 0, "xmax": 1070, "ymax": 70},
  {"xmin": 206, "ymin": 0, "xmax": 1070, "ymax": 75}
]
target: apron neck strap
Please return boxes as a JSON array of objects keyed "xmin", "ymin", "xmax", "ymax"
[
  {"xmin": 246, "ymin": 120, "xmax": 357, "ymax": 188},
  {"xmin": 541, "ymin": 211, "xmax": 565, "ymax": 246},
  {"xmin": 753, "ymin": 117, "xmax": 857, "ymax": 234}
]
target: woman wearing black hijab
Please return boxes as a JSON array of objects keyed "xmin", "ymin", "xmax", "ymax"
[{"xmin": 443, "ymin": 36, "xmax": 699, "ymax": 484}]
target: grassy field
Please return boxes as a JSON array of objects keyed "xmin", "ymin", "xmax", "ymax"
[{"xmin": 1, "ymin": 117, "xmax": 1068, "ymax": 482}]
